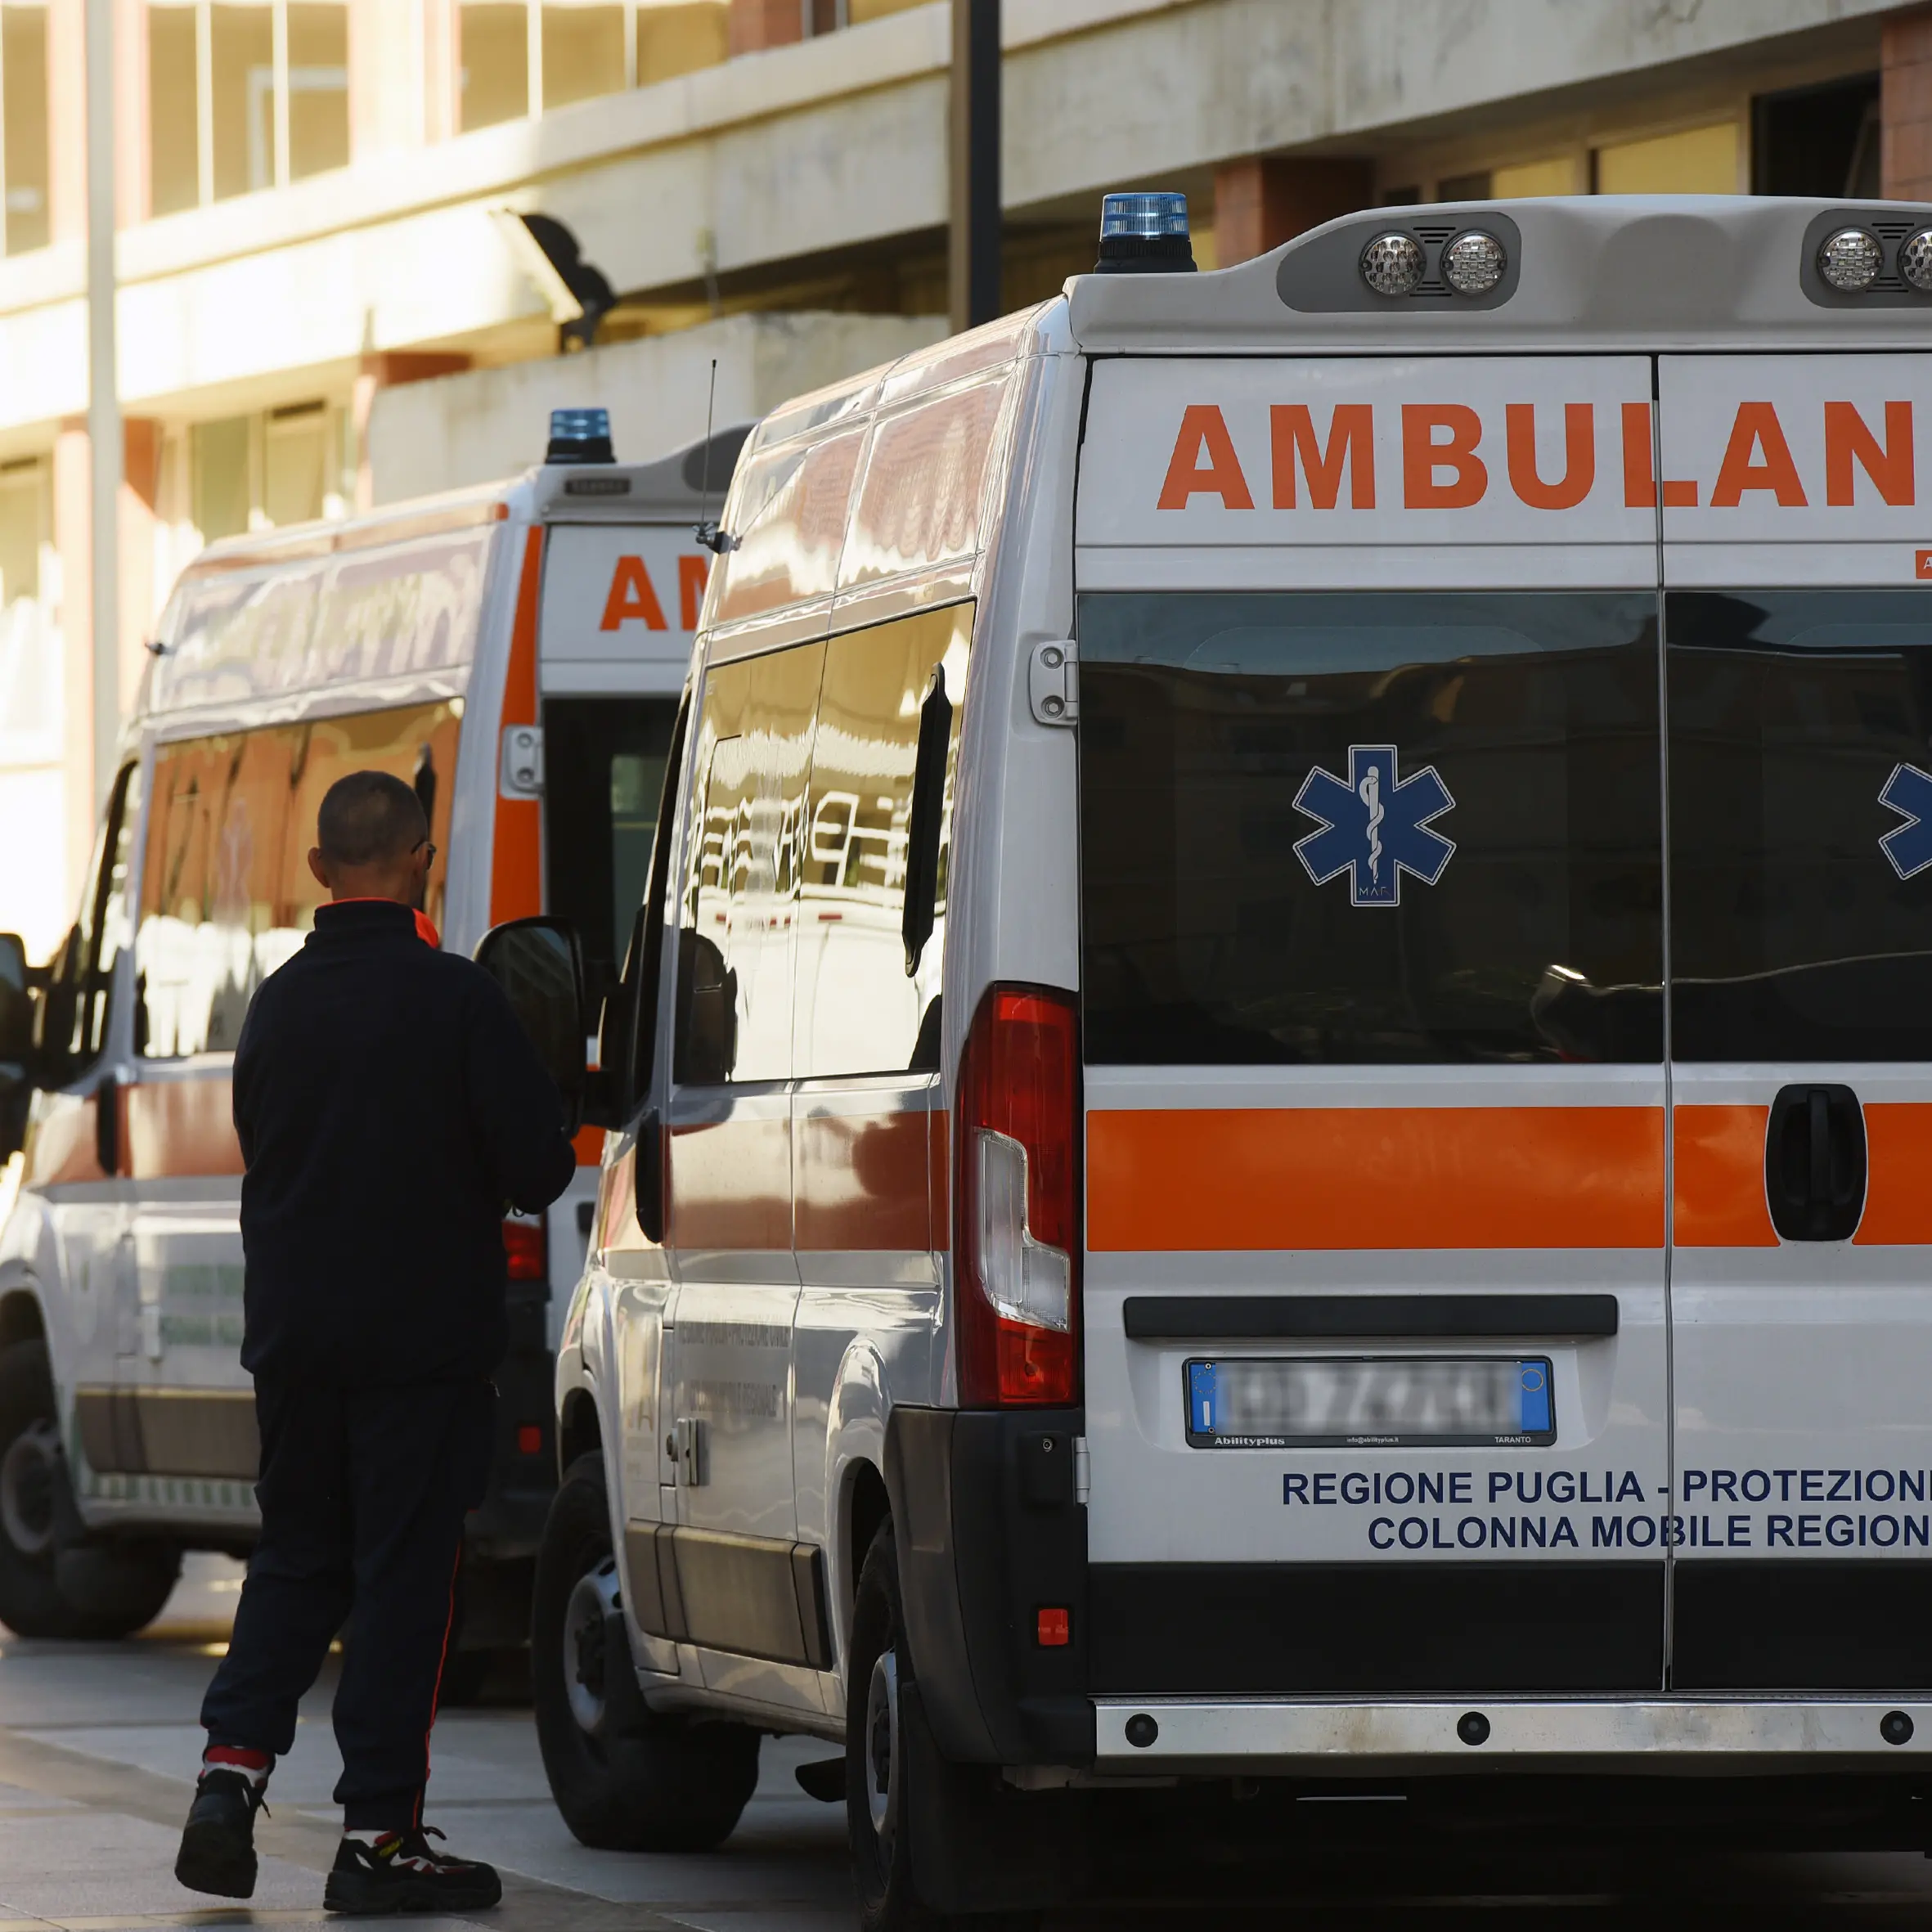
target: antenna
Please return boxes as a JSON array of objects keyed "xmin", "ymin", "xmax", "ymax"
[{"xmin": 694, "ymin": 357, "xmax": 736, "ymax": 555}]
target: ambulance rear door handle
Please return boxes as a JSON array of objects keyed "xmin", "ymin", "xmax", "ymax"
[
  {"xmin": 1765, "ymin": 1084, "xmax": 1866, "ymax": 1242},
  {"xmin": 673, "ymin": 1415, "xmax": 707, "ymax": 1487}
]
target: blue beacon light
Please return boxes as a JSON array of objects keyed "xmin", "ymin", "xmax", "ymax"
[
  {"xmin": 1094, "ymin": 191, "xmax": 1197, "ymax": 276},
  {"xmin": 546, "ymin": 407, "xmax": 615, "ymax": 464}
]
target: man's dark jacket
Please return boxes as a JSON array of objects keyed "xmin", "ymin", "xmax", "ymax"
[{"xmin": 233, "ymin": 899, "xmax": 577, "ymax": 1386}]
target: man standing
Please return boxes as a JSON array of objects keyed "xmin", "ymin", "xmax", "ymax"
[{"xmin": 173, "ymin": 771, "xmax": 577, "ymax": 1913}]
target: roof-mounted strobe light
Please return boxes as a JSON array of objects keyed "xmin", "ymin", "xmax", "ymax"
[
  {"xmin": 1819, "ymin": 227, "xmax": 1883, "ymax": 293},
  {"xmin": 1094, "ymin": 191, "xmax": 1196, "ymax": 275},
  {"xmin": 546, "ymin": 407, "xmax": 614, "ymax": 464},
  {"xmin": 1359, "ymin": 231, "xmax": 1424, "ymax": 296},
  {"xmin": 1444, "ymin": 229, "xmax": 1507, "ymax": 296},
  {"xmin": 1903, "ymin": 229, "xmax": 1932, "ymax": 293}
]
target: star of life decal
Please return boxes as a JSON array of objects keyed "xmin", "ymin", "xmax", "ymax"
[
  {"xmin": 1292, "ymin": 745, "xmax": 1456, "ymax": 909},
  {"xmin": 1880, "ymin": 762, "xmax": 1932, "ymax": 880}
]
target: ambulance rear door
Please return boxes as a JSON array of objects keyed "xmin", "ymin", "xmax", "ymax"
[
  {"xmin": 1658, "ymin": 354, "xmax": 1932, "ymax": 1691},
  {"xmin": 1075, "ymin": 354, "xmax": 1673, "ymax": 1707}
]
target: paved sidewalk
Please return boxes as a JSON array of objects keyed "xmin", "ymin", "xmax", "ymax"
[
  {"xmin": 9, "ymin": 1557, "xmax": 1932, "ymax": 1930},
  {"xmin": 0, "ymin": 1557, "xmax": 850, "ymax": 1932}
]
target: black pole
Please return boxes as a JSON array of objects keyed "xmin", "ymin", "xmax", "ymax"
[{"xmin": 949, "ymin": 0, "xmax": 1000, "ymax": 333}]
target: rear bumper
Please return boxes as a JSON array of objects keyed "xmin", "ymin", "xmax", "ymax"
[{"xmin": 1094, "ymin": 1696, "xmax": 1932, "ymax": 1772}]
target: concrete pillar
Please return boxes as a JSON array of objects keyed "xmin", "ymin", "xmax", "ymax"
[
  {"xmin": 1212, "ymin": 155, "xmax": 1373, "ymax": 267},
  {"xmin": 424, "ymin": 0, "xmax": 460, "ymax": 146},
  {"xmin": 46, "ymin": 0, "xmax": 82, "ymax": 242},
  {"xmin": 729, "ymin": 0, "xmax": 801, "ymax": 57},
  {"xmin": 1883, "ymin": 7, "xmax": 1932, "ymax": 200},
  {"xmin": 352, "ymin": 351, "xmax": 473, "ymax": 511}
]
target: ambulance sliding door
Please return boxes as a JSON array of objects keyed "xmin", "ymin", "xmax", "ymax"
[
  {"xmin": 1659, "ymin": 356, "xmax": 1932, "ymax": 1691},
  {"xmin": 1075, "ymin": 357, "xmax": 1672, "ymax": 1699}
]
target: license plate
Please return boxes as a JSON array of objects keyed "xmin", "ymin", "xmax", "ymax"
[{"xmin": 1185, "ymin": 1355, "xmax": 1555, "ymax": 1449}]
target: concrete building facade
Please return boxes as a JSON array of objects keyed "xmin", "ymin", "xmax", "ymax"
[{"xmin": 0, "ymin": 0, "xmax": 1924, "ymax": 952}]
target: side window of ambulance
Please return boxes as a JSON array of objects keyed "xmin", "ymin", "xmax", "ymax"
[
  {"xmin": 1078, "ymin": 591, "xmax": 1665, "ymax": 1065},
  {"xmin": 137, "ymin": 730, "xmax": 296, "ymax": 1058},
  {"xmin": 50, "ymin": 760, "xmax": 140, "ymax": 1076},
  {"xmin": 673, "ymin": 645, "xmax": 823, "ymax": 1086},
  {"xmin": 796, "ymin": 604, "xmax": 969, "ymax": 1079},
  {"xmin": 136, "ymin": 701, "xmax": 460, "ymax": 1058}
]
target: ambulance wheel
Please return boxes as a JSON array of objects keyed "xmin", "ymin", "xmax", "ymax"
[
  {"xmin": 0, "ymin": 1338, "xmax": 179, "ymax": 1640},
  {"xmin": 532, "ymin": 1451, "xmax": 759, "ymax": 1851},
  {"xmin": 846, "ymin": 1521, "xmax": 1040, "ymax": 1932}
]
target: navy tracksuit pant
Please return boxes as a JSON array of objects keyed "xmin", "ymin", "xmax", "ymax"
[{"xmin": 200, "ymin": 1377, "xmax": 493, "ymax": 1830}]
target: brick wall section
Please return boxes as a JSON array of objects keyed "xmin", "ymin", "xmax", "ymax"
[
  {"xmin": 730, "ymin": 0, "xmax": 802, "ymax": 56},
  {"xmin": 1213, "ymin": 156, "xmax": 1374, "ymax": 265},
  {"xmin": 1883, "ymin": 6, "xmax": 1932, "ymax": 200}
]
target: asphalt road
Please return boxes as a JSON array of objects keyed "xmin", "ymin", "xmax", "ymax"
[{"xmin": 4, "ymin": 1556, "xmax": 1932, "ymax": 1930}]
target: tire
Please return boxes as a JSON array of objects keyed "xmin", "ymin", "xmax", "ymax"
[
  {"xmin": 846, "ymin": 1521, "xmax": 1038, "ymax": 1932},
  {"xmin": 0, "ymin": 1338, "xmax": 179, "ymax": 1640},
  {"xmin": 532, "ymin": 1450, "xmax": 759, "ymax": 1851}
]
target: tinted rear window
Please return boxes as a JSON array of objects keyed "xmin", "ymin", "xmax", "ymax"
[
  {"xmin": 1077, "ymin": 591, "xmax": 1663, "ymax": 1066},
  {"xmin": 1668, "ymin": 590, "xmax": 1932, "ymax": 1061}
]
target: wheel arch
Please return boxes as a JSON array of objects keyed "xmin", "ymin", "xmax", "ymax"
[{"xmin": 558, "ymin": 1382, "xmax": 602, "ymax": 1480}]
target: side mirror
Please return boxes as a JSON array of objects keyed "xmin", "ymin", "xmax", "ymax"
[
  {"xmin": 474, "ymin": 916, "xmax": 588, "ymax": 1136},
  {"xmin": 0, "ymin": 933, "xmax": 30, "ymax": 1064},
  {"xmin": 673, "ymin": 928, "xmax": 736, "ymax": 1085}
]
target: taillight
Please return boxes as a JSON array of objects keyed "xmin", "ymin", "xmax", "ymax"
[
  {"xmin": 504, "ymin": 1216, "xmax": 546, "ymax": 1283},
  {"xmin": 955, "ymin": 984, "xmax": 1081, "ymax": 1407}
]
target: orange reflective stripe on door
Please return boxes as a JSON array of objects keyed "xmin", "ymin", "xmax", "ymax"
[
  {"xmin": 126, "ymin": 1079, "xmax": 245, "ymax": 1180},
  {"xmin": 1086, "ymin": 1106, "xmax": 1665, "ymax": 1252},
  {"xmin": 1856, "ymin": 1103, "xmax": 1932, "ymax": 1245},
  {"xmin": 1671, "ymin": 1104, "xmax": 1776, "ymax": 1248}
]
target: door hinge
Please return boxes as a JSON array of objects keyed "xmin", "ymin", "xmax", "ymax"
[
  {"xmin": 1074, "ymin": 1434, "xmax": 1090, "ymax": 1506},
  {"xmin": 1027, "ymin": 640, "xmax": 1078, "ymax": 726},
  {"xmin": 499, "ymin": 725, "xmax": 545, "ymax": 798},
  {"xmin": 672, "ymin": 1415, "xmax": 708, "ymax": 1488}
]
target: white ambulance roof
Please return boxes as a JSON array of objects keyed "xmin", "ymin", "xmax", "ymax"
[{"xmin": 1067, "ymin": 196, "xmax": 1932, "ymax": 355}]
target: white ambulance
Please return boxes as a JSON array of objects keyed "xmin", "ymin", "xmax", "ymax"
[
  {"xmin": 0, "ymin": 412, "xmax": 745, "ymax": 1681},
  {"xmin": 523, "ymin": 194, "xmax": 1932, "ymax": 1917}
]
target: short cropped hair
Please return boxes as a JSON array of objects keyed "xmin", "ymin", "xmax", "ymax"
[{"xmin": 316, "ymin": 771, "xmax": 428, "ymax": 869}]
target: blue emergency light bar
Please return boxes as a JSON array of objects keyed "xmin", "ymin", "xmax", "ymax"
[
  {"xmin": 546, "ymin": 407, "xmax": 615, "ymax": 464},
  {"xmin": 1094, "ymin": 191, "xmax": 1196, "ymax": 276}
]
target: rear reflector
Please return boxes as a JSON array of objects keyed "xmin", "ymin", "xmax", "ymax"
[
  {"xmin": 1037, "ymin": 1606, "xmax": 1071, "ymax": 1647},
  {"xmin": 517, "ymin": 1424, "xmax": 544, "ymax": 1457},
  {"xmin": 504, "ymin": 1217, "xmax": 546, "ymax": 1282},
  {"xmin": 955, "ymin": 984, "xmax": 1081, "ymax": 1407}
]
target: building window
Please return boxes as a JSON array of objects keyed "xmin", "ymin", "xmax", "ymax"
[
  {"xmin": 191, "ymin": 417, "xmax": 252, "ymax": 543},
  {"xmin": 460, "ymin": 2, "xmax": 530, "ymax": 128},
  {"xmin": 1753, "ymin": 74, "xmax": 1880, "ymax": 199},
  {"xmin": 146, "ymin": 0, "xmax": 349, "ymax": 210},
  {"xmin": 635, "ymin": 1, "xmax": 726, "ymax": 85},
  {"xmin": 1490, "ymin": 155, "xmax": 1583, "ymax": 198},
  {"xmin": 541, "ymin": 2, "xmax": 624, "ymax": 109},
  {"xmin": 0, "ymin": 5, "xmax": 47, "ymax": 254},
  {"xmin": 462, "ymin": 2, "xmax": 725, "ymax": 124},
  {"xmin": 805, "ymin": 0, "xmax": 923, "ymax": 28},
  {"xmin": 1593, "ymin": 121, "xmax": 1740, "ymax": 196}
]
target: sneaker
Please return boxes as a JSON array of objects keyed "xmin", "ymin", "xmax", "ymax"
[
  {"xmin": 174, "ymin": 1768, "xmax": 264, "ymax": 1899},
  {"xmin": 323, "ymin": 1828, "xmax": 502, "ymax": 1915}
]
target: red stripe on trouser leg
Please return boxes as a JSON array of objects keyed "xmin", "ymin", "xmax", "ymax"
[{"xmin": 416, "ymin": 1549, "xmax": 462, "ymax": 1828}]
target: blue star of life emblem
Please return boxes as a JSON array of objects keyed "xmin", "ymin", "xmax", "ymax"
[
  {"xmin": 1292, "ymin": 745, "xmax": 1456, "ymax": 908},
  {"xmin": 1880, "ymin": 762, "xmax": 1932, "ymax": 878}
]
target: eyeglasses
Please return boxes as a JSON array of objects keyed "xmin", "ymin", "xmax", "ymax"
[{"xmin": 412, "ymin": 839, "xmax": 438, "ymax": 865}]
